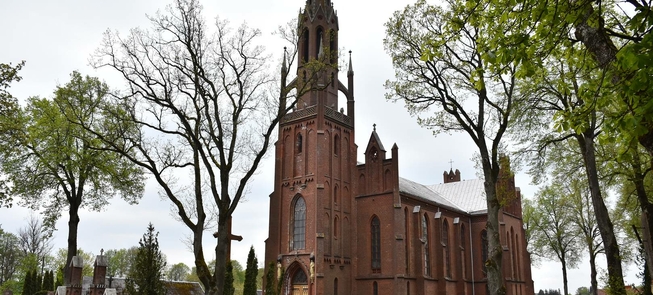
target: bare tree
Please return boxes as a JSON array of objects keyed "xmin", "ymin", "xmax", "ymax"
[
  {"xmin": 17, "ymin": 215, "xmax": 53, "ymax": 275},
  {"xmin": 87, "ymin": 0, "xmax": 331, "ymax": 294}
]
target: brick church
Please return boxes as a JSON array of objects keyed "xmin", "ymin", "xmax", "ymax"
[{"xmin": 263, "ymin": 1, "xmax": 535, "ymax": 294}]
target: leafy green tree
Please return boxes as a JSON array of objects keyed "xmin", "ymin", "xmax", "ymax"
[
  {"xmin": 223, "ymin": 262, "xmax": 234, "ymax": 295},
  {"xmin": 576, "ymin": 287, "xmax": 591, "ymax": 295},
  {"xmin": 0, "ymin": 60, "xmax": 25, "ymax": 207},
  {"xmin": 167, "ymin": 263, "xmax": 190, "ymax": 281},
  {"xmin": 22, "ymin": 269, "xmax": 32, "ymax": 295},
  {"xmin": 0, "ymin": 226, "xmax": 20, "ymax": 286},
  {"xmin": 105, "ymin": 247, "xmax": 138, "ymax": 277},
  {"xmin": 89, "ymin": 1, "xmax": 332, "ymax": 293},
  {"xmin": 256, "ymin": 267, "xmax": 263, "ymax": 290},
  {"xmin": 509, "ymin": 26, "xmax": 627, "ymax": 291},
  {"xmin": 636, "ymin": 243, "xmax": 653, "ymax": 295},
  {"xmin": 494, "ymin": 0, "xmax": 653, "ymax": 290},
  {"xmin": 41, "ymin": 270, "xmax": 54, "ymax": 292},
  {"xmin": 53, "ymin": 248, "xmax": 93, "ymax": 278},
  {"xmin": 528, "ymin": 181, "xmax": 582, "ymax": 295},
  {"xmin": 54, "ymin": 268, "xmax": 62, "ymax": 289},
  {"xmin": 0, "ymin": 71, "xmax": 145, "ymax": 284},
  {"xmin": 126, "ymin": 223, "xmax": 166, "ymax": 295},
  {"xmin": 568, "ymin": 175, "xmax": 603, "ymax": 295},
  {"xmin": 243, "ymin": 246, "xmax": 258, "ymax": 295},
  {"xmin": 384, "ymin": 1, "xmax": 529, "ymax": 294},
  {"xmin": 264, "ymin": 263, "xmax": 276, "ymax": 295}
]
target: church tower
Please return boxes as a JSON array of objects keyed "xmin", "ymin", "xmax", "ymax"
[{"xmin": 265, "ymin": 0, "xmax": 356, "ymax": 294}]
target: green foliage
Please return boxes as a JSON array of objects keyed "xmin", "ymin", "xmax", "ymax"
[
  {"xmin": 384, "ymin": 1, "xmax": 529, "ymax": 294},
  {"xmin": 276, "ymin": 267, "xmax": 284, "ymax": 295},
  {"xmin": 167, "ymin": 263, "xmax": 190, "ymax": 281},
  {"xmin": 1, "ymin": 71, "xmax": 145, "ymax": 225},
  {"xmin": 42, "ymin": 270, "xmax": 54, "ymax": 292},
  {"xmin": 0, "ymin": 71, "xmax": 145, "ymax": 284},
  {"xmin": 53, "ymin": 248, "xmax": 94, "ymax": 278},
  {"xmin": 0, "ymin": 227, "xmax": 20, "ymax": 286},
  {"xmin": 105, "ymin": 247, "xmax": 138, "ymax": 277},
  {"xmin": 243, "ymin": 246, "xmax": 258, "ymax": 295},
  {"xmin": 0, "ymin": 279, "xmax": 21, "ymax": 295},
  {"xmin": 528, "ymin": 179, "xmax": 583, "ymax": 295},
  {"xmin": 637, "ymin": 244, "xmax": 652, "ymax": 295},
  {"xmin": 223, "ymin": 262, "xmax": 234, "ymax": 295},
  {"xmin": 0, "ymin": 61, "xmax": 25, "ymax": 207},
  {"xmin": 22, "ymin": 269, "xmax": 31, "ymax": 295},
  {"xmin": 126, "ymin": 223, "xmax": 166, "ymax": 295},
  {"xmin": 54, "ymin": 268, "xmax": 62, "ymax": 289},
  {"xmin": 264, "ymin": 263, "xmax": 276, "ymax": 295},
  {"xmin": 576, "ymin": 287, "xmax": 590, "ymax": 295}
]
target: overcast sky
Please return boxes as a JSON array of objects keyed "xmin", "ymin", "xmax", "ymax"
[{"xmin": 0, "ymin": 0, "xmax": 640, "ymax": 292}]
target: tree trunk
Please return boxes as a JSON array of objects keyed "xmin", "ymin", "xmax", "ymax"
[
  {"xmin": 561, "ymin": 258, "xmax": 569, "ymax": 295},
  {"xmin": 589, "ymin": 252, "xmax": 598, "ymax": 295},
  {"xmin": 213, "ymin": 220, "xmax": 228, "ymax": 295},
  {"xmin": 575, "ymin": 131, "xmax": 626, "ymax": 295},
  {"xmin": 482, "ymin": 155, "xmax": 505, "ymax": 295},
  {"xmin": 631, "ymin": 150, "xmax": 653, "ymax": 281},
  {"xmin": 64, "ymin": 200, "xmax": 81, "ymax": 285}
]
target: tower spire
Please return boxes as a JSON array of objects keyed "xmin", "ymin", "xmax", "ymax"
[
  {"xmin": 282, "ymin": 47, "xmax": 288, "ymax": 72},
  {"xmin": 348, "ymin": 50, "xmax": 353, "ymax": 75}
]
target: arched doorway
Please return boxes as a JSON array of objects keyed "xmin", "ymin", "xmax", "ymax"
[{"xmin": 291, "ymin": 268, "xmax": 308, "ymax": 295}]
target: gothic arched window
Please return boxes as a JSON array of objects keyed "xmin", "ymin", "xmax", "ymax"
[
  {"xmin": 316, "ymin": 27, "xmax": 324, "ymax": 58},
  {"xmin": 373, "ymin": 281, "xmax": 378, "ymax": 295},
  {"xmin": 296, "ymin": 133, "xmax": 303, "ymax": 154},
  {"xmin": 302, "ymin": 29, "xmax": 309, "ymax": 63},
  {"xmin": 460, "ymin": 223, "xmax": 466, "ymax": 279},
  {"xmin": 404, "ymin": 208, "xmax": 409, "ymax": 273},
  {"xmin": 292, "ymin": 196, "xmax": 306, "ymax": 250},
  {"xmin": 442, "ymin": 220, "xmax": 451, "ymax": 278},
  {"xmin": 371, "ymin": 215, "xmax": 381, "ymax": 272},
  {"xmin": 422, "ymin": 214, "xmax": 430, "ymax": 276}
]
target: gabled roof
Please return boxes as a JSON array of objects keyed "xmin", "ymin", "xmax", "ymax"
[
  {"xmin": 398, "ymin": 178, "xmax": 458, "ymax": 210},
  {"xmin": 366, "ymin": 130, "xmax": 386, "ymax": 152},
  {"xmin": 398, "ymin": 177, "xmax": 488, "ymax": 215},
  {"xmin": 429, "ymin": 179, "xmax": 487, "ymax": 214}
]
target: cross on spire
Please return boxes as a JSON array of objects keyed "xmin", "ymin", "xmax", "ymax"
[
  {"xmin": 449, "ymin": 159, "xmax": 454, "ymax": 170},
  {"xmin": 373, "ymin": 123, "xmax": 376, "ymax": 131}
]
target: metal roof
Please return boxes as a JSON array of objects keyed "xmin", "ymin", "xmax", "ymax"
[{"xmin": 399, "ymin": 177, "xmax": 488, "ymax": 215}]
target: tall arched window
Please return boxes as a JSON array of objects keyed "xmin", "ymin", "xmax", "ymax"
[
  {"xmin": 422, "ymin": 214, "xmax": 430, "ymax": 276},
  {"xmin": 460, "ymin": 223, "xmax": 466, "ymax": 279},
  {"xmin": 295, "ymin": 133, "xmax": 303, "ymax": 154},
  {"xmin": 373, "ymin": 281, "xmax": 378, "ymax": 295},
  {"xmin": 334, "ymin": 135, "xmax": 340, "ymax": 156},
  {"xmin": 334, "ymin": 278, "xmax": 338, "ymax": 295},
  {"xmin": 481, "ymin": 230, "xmax": 488, "ymax": 277},
  {"xmin": 442, "ymin": 220, "xmax": 451, "ymax": 278},
  {"xmin": 404, "ymin": 208, "xmax": 409, "ymax": 273},
  {"xmin": 292, "ymin": 196, "xmax": 306, "ymax": 250},
  {"xmin": 302, "ymin": 29, "xmax": 309, "ymax": 63},
  {"xmin": 371, "ymin": 215, "xmax": 381, "ymax": 272},
  {"xmin": 316, "ymin": 27, "xmax": 324, "ymax": 58}
]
